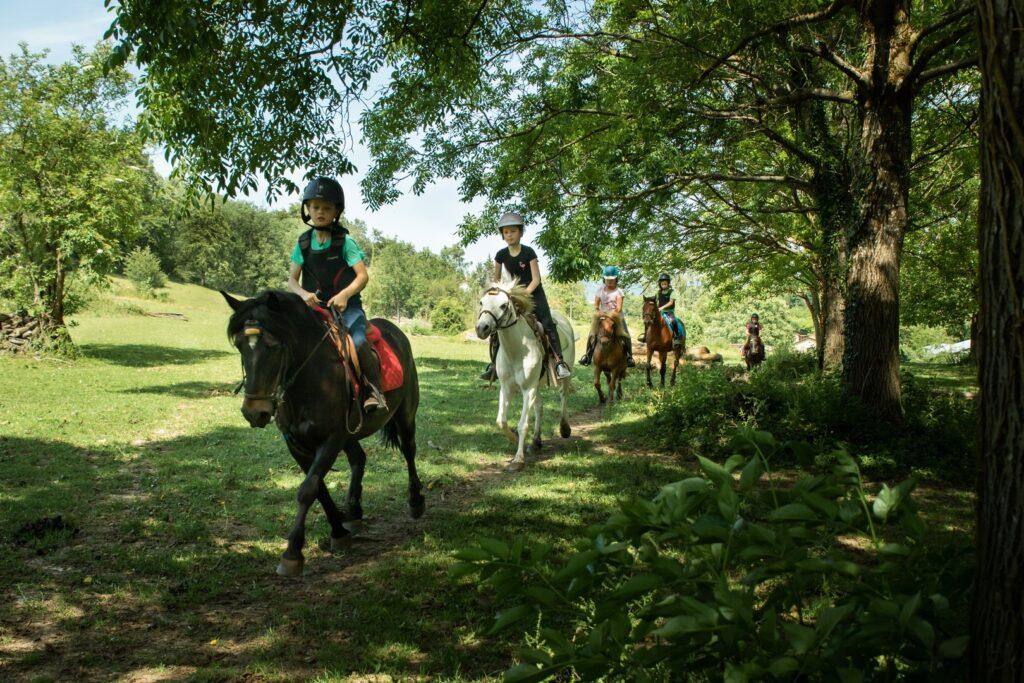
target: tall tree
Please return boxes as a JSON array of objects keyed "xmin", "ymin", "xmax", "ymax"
[
  {"xmin": 0, "ymin": 44, "xmax": 146, "ymax": 338},
  {"xmin": 970, "ymin": 0, "xmax": 1024, "ymax": 677}
]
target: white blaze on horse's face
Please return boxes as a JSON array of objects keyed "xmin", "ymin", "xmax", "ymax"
[{"xmin": 476, "ymin": 289, "xmax": 513, "ymax": 339}]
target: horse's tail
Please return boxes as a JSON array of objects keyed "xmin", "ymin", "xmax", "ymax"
[{"xmin": 380, "ymin": 418, "xmax": 401, "ymax": 450}]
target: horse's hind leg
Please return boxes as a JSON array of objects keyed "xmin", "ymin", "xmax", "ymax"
[
  {"xmin": 398, "ymin": 417, "xmax": 425, "ymax": 519},
  {"xmin": 531, "ymin": 394, "xmax": 543, "ymax": 453},
  {"xmin": 671, "ymin": 350, "xmax": 680, "ymax": 386},
  {"xmin": 342, "ymin": 441, "xmax": 367, "ymax": 534}
]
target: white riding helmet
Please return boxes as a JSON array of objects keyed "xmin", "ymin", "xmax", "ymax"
[{"xmin": 497, "ymin": 212, "xmax": 524, "ymax": 230}]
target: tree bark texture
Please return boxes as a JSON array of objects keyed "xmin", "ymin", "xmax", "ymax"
[
  {"xmin": 843, "ymin": 0, "xmax": 915, "ymax": 419},
  {"xmin": 970, "ymin": 0, "xmax": 1024, "ymax": 678}
]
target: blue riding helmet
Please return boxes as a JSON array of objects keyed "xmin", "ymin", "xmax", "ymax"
[{"xmin": 602, "ymin": 265, "xmax": 621, "ymax": 280}]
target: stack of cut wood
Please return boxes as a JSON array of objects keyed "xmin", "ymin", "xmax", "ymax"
[{"xmin": 0, "ymin": 312, "xmax": 43, "ymax": 352}]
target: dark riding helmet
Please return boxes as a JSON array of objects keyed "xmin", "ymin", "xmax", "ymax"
[
  {"xmin": 658, "ymin": 273, "xmax": 671, "ymax": 283},
  {"xmin": 751, "ymin": 313, "xmax": 760, "ymax": 320},
  {"xmin": 300, "ymin": 177, "xmax": 345, "ymax": 226}
]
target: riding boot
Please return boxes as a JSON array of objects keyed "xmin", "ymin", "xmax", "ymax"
[
  {"xmin": 356, "ymin": 343, "xmax": 388, "ymax": 412},
  {"xmin": 578, "ymin": 335, "xmax": 596, "ymax": 365},
  {"xmin": 624, "ymin": 338, "xmax": 636, "ymax": 367},
  {"xmin": 479, "ymin": 335, "xmax": 499, "ymax": 381},
  {"xmin": 542, "ymin": 326, "xmax": 572, "ymax": 379}
]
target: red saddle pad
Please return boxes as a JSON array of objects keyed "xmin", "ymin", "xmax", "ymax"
[{"xmin": 366, "ymin": 324, "xmax": 405, "ymax": 392}]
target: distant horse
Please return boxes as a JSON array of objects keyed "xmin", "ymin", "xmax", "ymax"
[
  {"xmin": 641, "ymin": 296, "xmax": 684, "ymax": 388},
  {"xmin": 475, "ymin": 276, "xmax": 575, "ymax": 472},
  {"xmin": 744, "ymin": 333, "xmax": 765, "ymax": 370},
  {"xmin": 592, "ymin": 314, "xmax": 627, "ymax": 403},
  {"xmin": 222, "ymin": 290, "xmax": 424, "ymax": 576}
]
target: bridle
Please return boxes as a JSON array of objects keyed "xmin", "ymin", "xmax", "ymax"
[
  {"xmin": 478, "ymin": 288, "xmax": 518, "ymax": 332},
  {"xmin": 233, "ymin": 319, "xmax": 331, "ymax": 413}
]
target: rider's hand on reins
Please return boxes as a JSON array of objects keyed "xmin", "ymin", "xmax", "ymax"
[
  {"xmin": 327, "ymin": 292, "xmax": 349, "ymax": 312},
  {"xmin": 302, "ymin": 291, "xmax": 321, "ymax": 308}
]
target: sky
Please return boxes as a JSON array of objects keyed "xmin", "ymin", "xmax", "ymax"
[{"xmin": 0, "ymin": 0, "xmax": 509, "ymax": 268}]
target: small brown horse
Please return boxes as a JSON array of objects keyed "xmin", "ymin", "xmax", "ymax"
[
  {"xmin": 592, "ymin": 314, "xmax": 627, "ymax": 403},
  {"xmin": 641, "ymin": 297, "xmax": 684, "ymax": 388},
  {"xmin": 744, "ymin": 333, "xmax": 765, "ymax": 370}
]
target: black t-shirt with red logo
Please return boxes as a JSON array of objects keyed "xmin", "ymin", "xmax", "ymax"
[{"xmin": 495, "ymin": 245, "xmax": 543, "ymax": 295}]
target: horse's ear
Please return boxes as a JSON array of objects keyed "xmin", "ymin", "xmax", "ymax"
[{"xmin": 221, "ymin": 290, "xmax": 244, "ymax": 311}]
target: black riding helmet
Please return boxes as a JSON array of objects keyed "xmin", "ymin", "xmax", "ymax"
[
  {"xmin": 658, "ymin": 273, "xmax": 671, "ymax": 283},
  {"xmin": 300, "ymin": 177, "xmax": 345, "ymax": 226}
]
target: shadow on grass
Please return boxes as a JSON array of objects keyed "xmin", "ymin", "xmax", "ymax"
[
  {"xmin": 80, "ymin": 344, "xmax": 231, "ymax": 367},
  {"xmin": 121, "ymin": 381, "xmax": 237, "ymax": 398},
  {"xmin": 0, "ymin": 351, "xmax": 672, "ymax": 680}
]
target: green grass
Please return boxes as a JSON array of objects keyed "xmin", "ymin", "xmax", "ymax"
[{"xmin": 0, "ymin": 279, "xmax": 686, "ymax": 681}]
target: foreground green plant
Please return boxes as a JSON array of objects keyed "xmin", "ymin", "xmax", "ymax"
[{"xmin": 454, "ymin": 429, "xmax": 971, "ymax": 681}]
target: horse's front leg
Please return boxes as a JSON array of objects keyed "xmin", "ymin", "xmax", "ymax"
[
  {"xmin": 646, "ymin": 348, "xmax": 654, "ymax": 388},
  {"xmin": 594, "ymin": 366, "xmax": 606, "ymax": 403},
  {"xmin": 606, "ymin": 370, "xmax": 616, "ymax": 404},
  {"xmin": 659, "ymin": 351, "xmax": 667, "ymax": 388},
  {"xmin": 286, "ymin": 439, "xmax": 349, "ymax": 551},
  {"xmin": 279, "ymin": 435, "xmax": 342, "ymax": 577},
  {"xmin": 508, "ymin": 386, "xmax": 535, "ymax": 471},
  {"xmin": 558, "ymin": 381, "xmax": 572, "ymax": 438},
  {"xmin": 497, "ymin": 382, "xmax": 516, "ymax": 444},
  {"xmin": 342, "ymin": 441, "xmax": 367, "ymax": 534},
  {"xmin": 671, "ymin": 349, "xmax": 680, "ymax": 386}
]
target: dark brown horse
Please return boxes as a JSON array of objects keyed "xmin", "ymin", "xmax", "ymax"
[
  {"xmin": 592, "ymin": 314, "xmax": 627, "ymax": 403},
  {"xmin": 641, "ymin": 297, "xmax": 684, "ymax": 388},
  {"xmin": 745, "ymin": 333, "xmax": 765, "ymax": 370},
  {"xmin": 223, "ymin": 290, "xmax": 424, "ymax": 576}
]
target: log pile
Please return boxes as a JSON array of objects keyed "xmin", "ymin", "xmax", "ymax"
[
  {"xmin": 682, "ymin": 345, "xmax": 724, "ymax": 367},
  {"xmin": 0, "ymin": 312, "xmax": 44, "ymax": 352}
]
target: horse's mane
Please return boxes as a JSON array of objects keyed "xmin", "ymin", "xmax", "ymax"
[
  {"xmin": 484, "ymin": 275, "xmax": 535, "ymax": 316},
  {"xmin": 226, "ymin": 290, "xmax": 324, "ymax": 346}
]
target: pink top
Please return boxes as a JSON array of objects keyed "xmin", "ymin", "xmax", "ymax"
[{"xmin": 598, "ymin": 286, "xmax": 624, "ymax": 313}]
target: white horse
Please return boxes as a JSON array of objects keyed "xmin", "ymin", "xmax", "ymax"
[{"xmin": 475, "ymin": 276, "xmax": 575, "ymax": 471}]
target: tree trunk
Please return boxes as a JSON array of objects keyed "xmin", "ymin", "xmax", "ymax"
[
  {"xmin": 843, "ymin": 2, "xmax": 914, "ymax": 420},
  {"xmin": 970, "ymin": 0, "xmax": 1024, "ymax": 678},
  {"xmin": 801, "ymin": 289, "xmax": 824, "ymax": 368}
]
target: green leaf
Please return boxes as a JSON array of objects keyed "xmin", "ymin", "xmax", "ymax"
[
  {"xmin": 724, "ymin": 661, "xmax": 749, "ymax": 683},
  {"xmin": 522, "ymin": 586, "xmax": 559, "ymax": 607},
  {"xmin": 836, "ymin": 668, "xmax": 864, "ymax": 683},
  {"xmin": 489, "ymin": 605, "xmax": 534, "ymax": 634},
  {"xmin": 816, "ymin": 603, "xmax": 855, "ymax": 638},
  {"xmin": 723, "ymin": 453, "xmax": 745, "ymax": 473},
  {"xmin": 553, "ymin": 550, "xmax": 598, "ymax": 582},
  {"xmin": 503, "ymin": 663, "xmax": 553, "ymax": 683},
  {"xmin": 908, "ymin": 616, "xmax": 935, "ymax": 649},
  {"xmin": 782, "ymin": 622, "xmax": 816, "ymax": 655},
  {"xmin": 899, "ymin": 592, "xmax": 922, "ymax": 627},
  {"xmin": 452, "ymin": 547, "xmax": 490, "ymax": 562},
  {"xmin": 879, "ymin": 543, "xmax": 911, "ymax": 557},
  {"xmin": 609, "ymin": 574, "xmax": 662, "ymax": 602},
  {"xmin": 768, "ymin": 656, "xmax": 799, "ymax": 678},
  {"xmin": 718, "ymin": 482, "xmax": 738, "ymax": 521},
  {"xmin": 739, "ymin": 454, "xmax": 765, "ymax": 490},
  {"xmin": 938, "ymin": 635, "xmax": 969, "ymax": 658},
  {"xmin": 478, "ymin": 537, "xmax": 510, "ymax": 559},
  {"xmin": 769, "ymin": 503, "xmax": 818, "ymax": 522},
  {"xmin": 698, "ymin": 455, "xmax": 731, "ymax": 487}
]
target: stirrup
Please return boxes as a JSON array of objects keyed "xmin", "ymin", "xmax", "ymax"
[
  {"xmin": 362, "ymin": 383, "xmax": 387, "ymax": 413},
  {"xmin": 578, "ymin": 355, "xmax": 591, "ymax": 366},
  {"xmin": 479, "ymin": 363, "xmax": 497, "ymax": 381},
  {"xmin": 555, "ymin": 361, "xmax": 572, "ymax": 379}
]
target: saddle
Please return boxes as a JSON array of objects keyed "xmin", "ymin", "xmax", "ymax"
[
  {"xmin": 522, "ymin": 312, "xmax": 564, "ymax": 385},
  {"xmin": 312, "ymin": 307, "xmax": 405, "ymax": 393}
]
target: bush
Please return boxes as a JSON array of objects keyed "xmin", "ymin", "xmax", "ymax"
[
  {"xmin": 124, "ymin": 246, "xmax": 166, "ymax": 296},
  {"xmin": 430, "ymin": 296, "xmax": 467, "ymax": 334},
  {"xmin": 455, "ymin": 429, "xmax": 972, "ymax": 681}
]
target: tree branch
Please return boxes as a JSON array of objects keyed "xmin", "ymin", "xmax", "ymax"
[
  {"xmin": 904, "ymin": 25, "xmax": 973, "ymax": 89},
  {"xmin": 695, "ymin": 0, "xmax": 852, "ymax": 84},
  {"xmin": 908, "ymin": 3, "xmax": 973, "ymax": 58},
  {"xmin": 916, "ymin": 57, "xmax": 978, "ymax": 87}
]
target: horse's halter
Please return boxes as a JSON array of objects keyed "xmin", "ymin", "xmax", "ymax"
[
  {"xmin": 233, "ymin": 319, "xmax": 330, "ymax": 414},
  {"xmin": 478, "ymin": 288, "xmax": 518, "ymax": 333}
]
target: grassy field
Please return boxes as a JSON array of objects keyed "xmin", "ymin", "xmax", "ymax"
[{"xmin": 0, "ymin": 280, "xmax": 690, "ymax": 682}]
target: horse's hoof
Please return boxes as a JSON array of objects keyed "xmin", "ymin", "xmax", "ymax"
[
  {"xmin": 409, "ymin": 500, "xmax": 426, "ymax": 519},
  {"xmin": 505, "ymin": 459, "xmax": 525, "ymax": 473},
  {"xmin": 330, "ymin": 535, "xmax": 353, "ymax": 552},
  {"xmin": 276, "ymin": 556, "xmax": 304, "ymax": 577},
  {"xmin": 560, "ymin": 420, "xmax": 571, "ymax": 438},
  {"xmin": 343, "ymin": 519, "xmax": 363, "ymax": 535},
  {"xmin": 531, "ymin": 437, "xmax": 542, "ymax": 452}
]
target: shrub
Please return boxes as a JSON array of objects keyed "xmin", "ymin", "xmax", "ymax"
[
  {"xmin": 430, "ymin": 296, "xmax": 467, "ymax": 334},
  {"xmin": 124, "ymin": 246, "xmax": 166, "ymax": 296},
  {"xmin": 455, "ymin": 429, "xmax": 971, "ymax": 682}
]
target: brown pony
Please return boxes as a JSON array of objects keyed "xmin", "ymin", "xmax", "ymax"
[
  {"xmin": 745, "ymin": 333, "xmax": 765, "ymax": 370},
  {"xmin": 592, "ymin": 314, "xmax": 627, "ymax": 403},
  {"xmin": 641, "ymin": 297, "xmax": 684, "ymax": 388}
]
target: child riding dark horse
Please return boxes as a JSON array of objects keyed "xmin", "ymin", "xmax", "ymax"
[
  {"xmin": 639, "ymin": 273, "xmax": 685, "ymax": 348},
  {"xmin": 742, "ymin": 313, "xmax": 766, "ymax": 367},
  {"xmin": 579, "ymin": 266, "xmax": 636, "ymax": 368},
  {"xmin": 479, "ymin": 212, "xmax": 572, "ymax": 382},
  {"xmin": 287, "ymin": 177, "xmax": 386, "ymax": 412}
]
